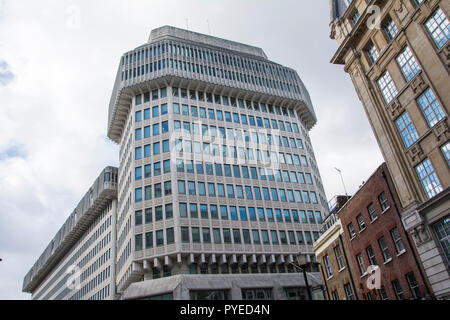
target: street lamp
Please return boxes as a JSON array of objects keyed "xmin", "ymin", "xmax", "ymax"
[{"xmin": 296, "ymin": 253, "xmax": 320, "ymax": 301}]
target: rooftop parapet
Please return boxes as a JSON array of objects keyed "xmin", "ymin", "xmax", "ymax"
[
  {"xmin": 22, "ymin": 166, "xmax": 118, "ymax": 293},
  {"xmin": 107, "ymin": 26, "xmax": 317, "ymax": 143}
]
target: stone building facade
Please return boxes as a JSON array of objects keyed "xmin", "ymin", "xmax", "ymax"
[
  {"xmin": 329, "ymin": 0, "xmax": 449, "ymax": 299},
  {"xmin": 108, "ymin": 26, "xmax": 329, "ymax": 299}
]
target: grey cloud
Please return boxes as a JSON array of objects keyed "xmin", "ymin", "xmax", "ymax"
[
  {"xmin": 0, "ymin": 60, "xmax": 14, "ymax": 86},
  {"xmin": 0, "ymin": 0, "xmax": 383, "ymax": 299}
]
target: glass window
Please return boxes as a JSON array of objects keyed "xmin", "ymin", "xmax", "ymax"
[
  {"xmin": 161, "ymin": 103, "xmax": 168, "ymax": 115},
  {"xmin": 135, "ymin": 210, "xmax": 142, "ymax": 226},
  {"xmin": 417, "ymin": 88, "xmax": 445, "ymax": 127},
  {"xmin": 384, "ymin": 17, "xmax": 399, "ymax": 40},
  {"xmin": 304, "ymin": 232, "xmax": 313, "ymax": 245},
  {"xmin": 202, "ymin": 228, "xmax": 211, "ymax": 243},
  {"xmin": 270, "ymin": 230, "xmax": 279, "ymax": 245},
  {"xmin": 390, "ymin": 228, "xmax": 406, "ymax": 254},
  {"xmin": 356, "ymin": 253, "xmax": 366, "ymax": 275},
  {"xmin": 178, "ymin": 180, "xmax": 186, "ymax": 194},
  {"xmin": 155, "ymin": 205, "xmax": 163, "ymax": 221},
  {"xmin": 135, "ymin": 111, "xmax": 142, "ymax": 122},
  {"xmin": 145, "ymin": 232, "xmax": 153, "ymax": 248},
  {"xmin": 192, "ymin": 227, "xmax": 200, "ymax": 243},
  {"xmin": 416, "ymin": 158, "xmax": 443, "ymax": 199},
  {"xmin": 239, "ymin": 207, "xmax": 248, "ymax": 221},
  {"xmin": 323, "ymin": 255, "xmax": 333, "ymax": 278},
  {"xmin": 433, "ymin": 217, "xmax": 450, "ymax": 267},
  {"xmin": 379, "ymin": 192, "xmax": 390, "ymax": 211},
  {"xmin": 230, "ymin": 206, "xmax": 238, "ymax": 220},
  {"xmin": 378, "ymin": 236, "xmax": 392, "ymax": 262},
  {"xmin": 396, "ymin": 46, "xmax": 421, "ymax": 81},
  {"xmin": 377, "ymin": 71, "xmax": 398, "ymax": 104},
  {"xmin": 135, "ymin": 147, "xmax": 142, "ymax": 160},
  {"xmin": 135, "ymin": 128, "xmax": 142, "ymax": 141},
  {"xmin": 406, "ymin": 272, "xmax": 423, "ymax": 299},
  {"xmin": 198, "ymin": 182, "xmax": 206, "ymax": 196},
  {"xmin": 144, "ymin": 164, "xmax": 151, "ymax": 178},
  {"xmin": 392, "ymin": 279, "xmax": 405, "ymax": 300},
  {"xmin": 135, "ymin": 167, "xmax": 142, "ymax": 181},
  {"xmin": 334, "ymin": 246, "xmax": 345, "ymax": 270},
  {"xmin": 366, "ymin": 42, "xmax": 379, "ymax": 64},
  {"xmin": 367, "ymin": 203, "xmax": 378, "ymax": 221},
  {"xmin": 395, "ymin": 112, "xmax": 419, "ymax": 148},
  {"xmin": 348, "ymin": 223, "xmax": 356, "ymax": 238},
  {"xmin": 357, "ymin": 214, "xmax": 366, "ymax": 231},
  {"xmin": 366, "ymin": 245, "xmax": 377, "ymax": 266},
  {"xmin": 425, "ymin": 8, "xmax": 450, "ymax": 49},
  {"xmin": 233, "ymin": 229, "xmax": 241, "ymax": 244},
  {"xmin": 135, "ymin": 188, "xmax": 142, "ymax": 202},
  {"xmin": 144, "ymin": 185, "xmax": 152, "ymax": 200},
  {"xmin": 173, "ymin": 103, "xmax": 180, "ymax": 114},
  {"xmin": 135, "ymin": 234, "xmax": 143, "ymax": 251},
  {"xmin": 344, "ymin": 283, "xmax": 355, "ymax": 300},
  {"xmin": 441, "ymin": 142, "xmax": 450, "ymax": 167},
  {"xmin": 181, "ymin": 227, "xmax": 190, "ymax": 243}
]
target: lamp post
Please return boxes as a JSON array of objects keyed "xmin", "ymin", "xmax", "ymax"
[{"xmin": 296, "ymin": 253, "xmax": 318, "ymax": 301}]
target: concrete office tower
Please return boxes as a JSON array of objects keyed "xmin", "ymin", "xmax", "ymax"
[
  {"xmin": 108, "ymin": 26, "xmax": 328, "ymax": 300},
  {"xmin": 22, "ymin": 167, "xmax": 118, "ymax": 300},
  {"xmin": 329, "ymin": 0, "xmax": 449, "ymax": 298}
]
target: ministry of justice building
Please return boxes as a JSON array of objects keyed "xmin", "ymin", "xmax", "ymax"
[{"xmin": 23, "ymin": 26, "xmax": 329, "ymax": 300}]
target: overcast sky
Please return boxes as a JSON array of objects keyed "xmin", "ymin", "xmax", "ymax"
[{"xmin": 0, "ymin": 0, "xmax": 384, "ymax": 300}]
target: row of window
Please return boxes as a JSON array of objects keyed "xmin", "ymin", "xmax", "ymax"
[
  {"xmin": 354, "ymin": 227, "xmax": 406, "ymax": 276},
  {"xmin": 88, "ymin": 284, "xmax": 110, "ymax": 301},
  {"xmin": 33, "ymin": 207, "xmax": 113, "ymax": 301},
  {"xmin": 135, "ymin": 140, "xmax": 170, "ymax": 159},
  {"xmin": 135, "ymin": 103, "xmax": 305, "ymax": 144},
  {"xmin": 330, "ymin": 271, "xmax": 421, "ymax": 300},
  {"xmin": 136, "ymin": 87, "xmax": 299, "ymax": 120},
  {"xmin": 172, "ymin": 104, "xmax": 302, "ymax": 132},
  {"xmin": 173, "ymin": 138, "xmax": 310, "ymax": 167},
  {"xmin": 135, "ymin": 121, "xmax": 169, "ymax": 139},
  {"xmin": 374, "ymin": 42, "xmax": 446, "ymax": 201},
  {"xmin": 172, "ymin": 120, "xmax": 305, "ymax": 149},
  {"xmin": 355, "ymin": 1, "xmax": 448, "ymax": 52},
  {"xmin": 134, "ymin": 138, "xmax": 311, "ymax": 171},
  {"xmin": 122, "ymin": 39, "xmax": 301, "ymax": 95},
  {"xmin": 70, "ymin": 266, "xmax": 111, "ymax": 300},
  {"xmin": 135, "ymin": 203, "xmax": 323, "ymax": 225},
  {"xmin": 377, "ymin": 45, "xmax": 425, "ymax": 104},
  {"xmin": 124, "ymin": 43, "xmax": 297, "ymax": 83},
  {"xmin": 175, "ymin": 161, "xmax": 314, "ymax": 184},
  {"xmin": 135, "ymin": 226, "xmax": 320, "ymax": 251},
  {"xmin": 123, "ymin": 55, "xmax": 300, "ymax": 95},
  {"xmin": 394, "ymin": 88, "xmax": 446, "ymax": 147},
  {"xmin": 176, "ymin": 180, "xmax": 319, "ymax": 204},
  {"xmin": 347, "ymin": 192, "xmax": 390, "ymax": 238}
]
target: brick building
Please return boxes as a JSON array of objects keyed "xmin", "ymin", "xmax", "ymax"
[
  {"xmin": 314, "ymin": 196, "xmax": 362, "ymax": 300},
  {"xmin": 338, "ymin": 163, "xmax": 433, "ymax": 300},
  {"xmin": 329, "ymin": 0, "xmax": 449, "ymax": 298}
]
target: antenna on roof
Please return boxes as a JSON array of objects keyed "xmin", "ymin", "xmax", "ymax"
[
  {"xmin": 186, "ymin": 18, "xmax": 189, "ymax": 31},
  {"xmin": 334, "ymin": 167, "xmax": 348, "ymax": 196}
]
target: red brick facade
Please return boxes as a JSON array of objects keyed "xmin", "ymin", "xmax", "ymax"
[{"xmin": 338, "ymin": 163, "xmax": 432, "ymax": 300}]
